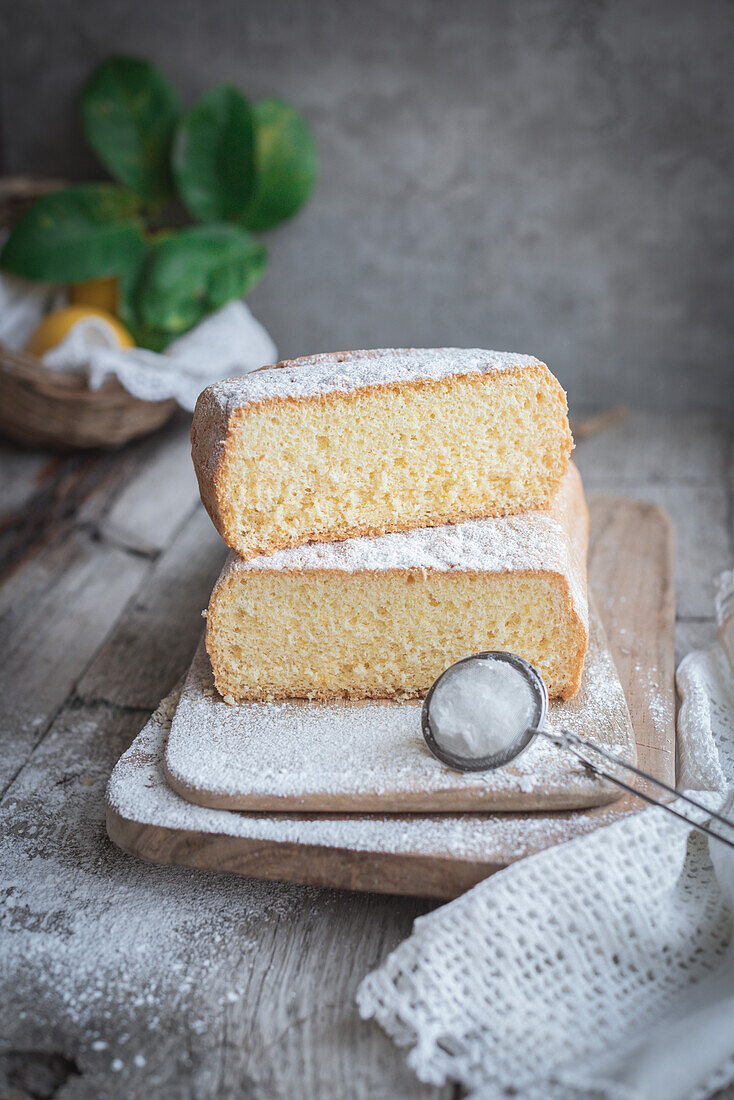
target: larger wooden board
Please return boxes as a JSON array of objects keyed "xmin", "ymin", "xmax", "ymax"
[{"xmin": 107, "ymin": 495, "xmax": 675, "ymax": 899}]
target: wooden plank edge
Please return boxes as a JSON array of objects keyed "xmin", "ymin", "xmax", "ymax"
[
  {"xmin": 106, "ymin": 804, "xmax": 504, "ymax": 900},
  {"xmin": 162, "ymin": 755, "xmax": 625, "ymax": 814},
  {"xmin": 588, "ymin": 494, "xmax": 676, "ymax": 786}
]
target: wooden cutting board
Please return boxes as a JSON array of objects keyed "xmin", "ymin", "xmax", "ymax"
[
  {"xmin": 106, "ymin": 494, "xmax": 675, "ymax": 899},
  {"xmin": 163, "ymin": 600, "xmax": 634, "ymax": 813}
]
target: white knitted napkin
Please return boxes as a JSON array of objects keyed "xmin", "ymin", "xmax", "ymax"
[
  {"xmin": 0, "ymin": 271, "xmax": 277, "ymax": 411},
  {"xmin": 358, "ymin": 573, "xmax": 734, "ymax": 1100}
]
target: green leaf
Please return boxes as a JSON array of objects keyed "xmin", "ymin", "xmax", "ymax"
[
  {"xmin": 122, "ymin": 224, "xmax": 266, "ymax": 341},
  {"xmin": 121, "ymin": 316, "xmax": 174, "ymax": 353},
  {"xmin": 239, "ymin": 99, "xmax": 318, "ymax": 232},
  {"xmin": 0, "ymin": 184, "xmax": 145, "ymax": 282},
  {"xmin": 81, "ymin": 56, "xmax": 179, "ymax": 204},
  {"xmin": 172, "ymin": 85, "xmax": 255, "ymax": 223},
  {"xmin": 118, "ymin": 242, "xmax": 194, "ymax": 351}
]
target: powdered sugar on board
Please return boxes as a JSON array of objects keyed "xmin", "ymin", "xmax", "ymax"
[
  {"xmin": 201, "ymin": 347, "xmax": 545, "ymax": 413},
  {"xmin": 164, "ymin": 599, "xmax": 634, "ymax": 812},
  {"xmin": 108, "ymin": 688, "xmax": 630, "ymax": 866}
]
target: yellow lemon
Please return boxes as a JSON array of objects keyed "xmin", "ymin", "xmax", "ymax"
[
  {"xmin": 26, "ymin": 306, "xmax": 134, "ymax": 357},
  {"xmin": 69, "ymin": 276, "xmax": 119, "ymax": 313}
]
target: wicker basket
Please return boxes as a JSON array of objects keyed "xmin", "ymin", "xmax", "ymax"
[{"xmin": 0, "ymin": 177, "xmax": 176, "ymax": 450}]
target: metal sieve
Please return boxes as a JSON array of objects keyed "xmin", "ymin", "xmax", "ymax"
[{"xmin": 422, "ymin": 652, "xmax": 734, "ymax": 850}]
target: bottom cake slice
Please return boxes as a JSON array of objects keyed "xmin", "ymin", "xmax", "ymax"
[{"xmin": 206, "ymin": 464, "xmax": 589, "ymax": 702}]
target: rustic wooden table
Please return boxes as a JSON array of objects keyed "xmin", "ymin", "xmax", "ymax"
[{"xmin": 1, "ymin": 410, "xmax": 732, "ymax": 1100}]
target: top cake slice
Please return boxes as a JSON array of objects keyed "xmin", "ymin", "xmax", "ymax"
[{"xmin": 192, "ymin": 347, "xmax": 573, "ymax": 559}]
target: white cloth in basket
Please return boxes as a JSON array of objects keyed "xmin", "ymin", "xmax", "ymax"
[{"xmin": 0, "ymin": 271, "xmax": 277, "ymax": 411}]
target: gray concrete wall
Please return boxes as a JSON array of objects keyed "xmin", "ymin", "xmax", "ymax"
[{"xmin": 1, "ymin": 0, "xmax": 732, "ymax": 410}]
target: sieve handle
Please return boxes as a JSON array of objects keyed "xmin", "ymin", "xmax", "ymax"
[{"xmin": 533, "ymin": 728, "xmax": 734, "ymax": 851}]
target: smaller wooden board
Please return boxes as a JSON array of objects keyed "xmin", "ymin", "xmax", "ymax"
[{"xmin": 164, "ymin": 601, "xmax": 634, "ymax": 813}]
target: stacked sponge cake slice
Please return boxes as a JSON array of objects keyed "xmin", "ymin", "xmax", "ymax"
[
  {"xmin": 192, "ymin": 347, "xmax": 588, "ymax": 704},
  {"xmin": 193, "ymin": 348, "xmax": 573, "ymax": 556}
]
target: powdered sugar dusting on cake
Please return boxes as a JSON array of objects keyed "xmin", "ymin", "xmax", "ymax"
[
  {"xmin": 219, "ymin": 465, "xmax": 588, "ymax": 629},
  {"xmin": 203, "ymin": 348, "xmax": 543, "ymax": 413},
  {"xmin": 228, "ymin": 511, "xmax": 567, "ymax": 577}
]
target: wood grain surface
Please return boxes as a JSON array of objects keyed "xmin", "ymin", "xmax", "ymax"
[{"xmin": 1, "ymin": 411, "xmax": 729, "ymax": 1100}]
